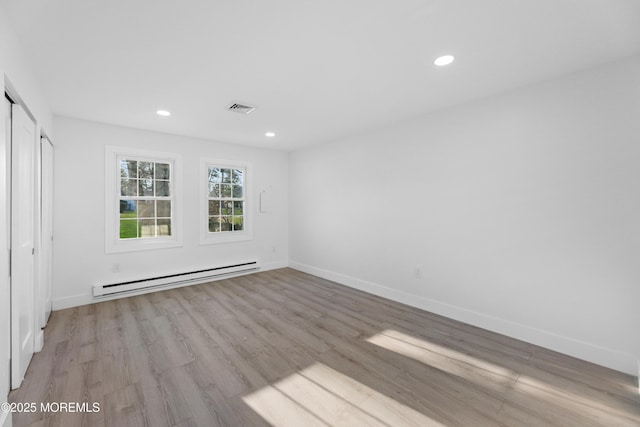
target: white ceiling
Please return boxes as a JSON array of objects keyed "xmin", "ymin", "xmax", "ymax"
[{"xmin": 2, "ymin": 0, "xmax": 640, "ymax": 151}]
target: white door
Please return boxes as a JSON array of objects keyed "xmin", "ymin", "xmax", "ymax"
[
  {"xmin": 40, "ymin": 138, "xmax": 53, "ymax": 326},
  {"xmin": 10, "ymin": 103, "xmax": 36, "ymax": 389}
]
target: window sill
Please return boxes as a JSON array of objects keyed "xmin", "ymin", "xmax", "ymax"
[
  {"xmin": 199, "ymin": 231, "xmax": 252, "ymax": 245},
  {"xmin": 105, "ymin": 238, "xmax": 183, "ymax": 254}
]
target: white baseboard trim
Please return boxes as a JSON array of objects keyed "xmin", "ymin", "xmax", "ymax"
[
  {"xmin": 34, "ymin": 329, "xmax": 44, "ymax": 353},
  {"xmin": 637, "ymin": 360, "xmax": 640, "ymax": 396},
  {"xmin": 260, "ymin": 261, "xmax": 289, "ymax": 271},
  {"xmin": 53, "ymin": 261, "xmax": 290, "ymax": 311},
  {"xmin": 52, "ymin": 293, "xmax": 93, "ymax": 311},
  {"xmin": 289, "ymin": 260, "xmax": 638, "ymax": 376},
  {"xmin": 0, "ymin": 409, "xmax": 11, "ymax": 427}
]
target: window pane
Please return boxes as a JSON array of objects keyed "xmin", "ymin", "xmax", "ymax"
[
  {"xmin": 156, "ymin": 180, "xmax": 170, "ymax": 197},
  {"xmin": 121, "ymin": 179, "xmax": 137, "ymax": 196},
  {"xmin": 208, "ymin": 200, "xmax": 220, "ymax": 216},
  {"xmin": 157, "ymin": 200, "xmax": 171, "ymax": 217},
  {"xmin": 221, "ymin": 184, "xmax": 232, "ymax": 198},
  {"xmin": 156, "ymin": 163, "xmax": 171, "ymax": 180},
  {"xmin": 233, "ymin": 201, "xmax": 243, "ymax": 215},
  {"xmin": 208, "ymin": 183, "xmax": 220, "ymax": 198},
  {"xmin": 112, "ymin": 153, "xmax": 176, "ymax": 245},
  {"xmin": 204, "ymin": 164, "xmax": 247, "ymax": 238},
  {"xmin": 221, "ymin": 216, "xmax": 233, "ymax": 231},
  {"xmin": 139, "ymin": 161, "xmax": 154, "ymax": 179},
  {"xmin": 120, "ymin": 160, "xmax": 137, "ymax": 179},
  {"xmin": 140, "ymin": 219, "xmax": 156, "ymax": 237},
  {"xmin": 120, "ymin": 219, "xmax": 138, "ymax": 239},
  {"xmin": 139, "ymin": 179, "xmax": 154, "ymax": 196},
  {"xmin": 208, "ymin": 217, "xmax": 221, "ymax": 232},
  {"xmin": 233, "ymin": 216, "xmax": 243, "ymax": 231},
  {"xmin": 232, "ymin": 169, "xmax": 243, "ymax": 185},
  {"xmin": 222, "ymin": 169, "xmax": 231, "ymax": 183},
  {"xmin": 139, "ymin": 200, "xmax": 155, "ymax": 218},
  {"xmin": 120, "ymin": 200, "xmax": 137, "ymax": 218},
  {"xmin": 221, "ymin": 201, "xmax": 233, "ymax": 215},
  {"xmin": 157, "ymin": 219, "xmax": 171, "ymax": 236},
  {"xmin": 208, "ymin": 167, "xmax": 221, "ymax": 184}
]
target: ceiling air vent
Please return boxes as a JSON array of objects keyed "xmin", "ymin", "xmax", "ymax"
[{"xmin": 227, "ymin": 102, "xmax": 256, "ymax": 115}]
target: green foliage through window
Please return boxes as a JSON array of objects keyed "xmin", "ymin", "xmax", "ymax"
[
  {"xmin": 119, "ymin": 159, "xmax": 172, "ymax": 239},
  {"xmin": 207, "ymin": 166, "xmax": 244, "ymax": 233}
]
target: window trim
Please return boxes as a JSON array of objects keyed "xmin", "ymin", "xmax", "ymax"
[
  {"xmin": 199, "ymin": 158, "xmax": 252, "ymax": 245},
  {"xmin": 105, "ymin": 145, "xmax": 183, "ymax": 253}
]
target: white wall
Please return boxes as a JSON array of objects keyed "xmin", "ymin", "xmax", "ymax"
[
  {"xmin": 289, "ymin": 55, "xmax": 640, "ymax": 375},
  {"xmin": 52, "ymin": 117, "xmax": 289, "ymax": 309},
  {"xmin": 1, "ymin": 6, "xmax": 54, "ymax": 427},
  {"xmin": 0, "ymin": 8, "xmax": 53, "ymax": 135}
]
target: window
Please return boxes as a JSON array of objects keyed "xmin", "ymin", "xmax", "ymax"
[
  {"xmin": 207, "ymin": 166, "xmax": 245, "ymax": 232},
  {"xmin": 201, "ymin": 159, "xmax": 251, "ymax": 244},
  {"xmin": 105, "ymin": 146, "xmax": 182, "ymax": 253},
  {"xmin": 119, "ymin": 159, "xmax": 172, "ymax": 239}
]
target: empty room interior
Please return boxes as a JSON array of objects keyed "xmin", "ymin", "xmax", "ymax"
[{"xmin": 1, "ymin": 1, "xmax": 640, "ymax": 426}]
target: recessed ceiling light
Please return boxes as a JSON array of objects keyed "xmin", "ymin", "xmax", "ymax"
[
  {"xmin": 156, "ymin": 110, "xmax": 171, "ymax": 116},
  {"xmin": 265, "ymin": 132, "xmax": 275, "ymax": 137},
  {"xmin": 434, "ymin": 55, "xmax": 455, "ymax": 66}
]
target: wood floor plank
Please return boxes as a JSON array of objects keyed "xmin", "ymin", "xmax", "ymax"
[
  {"xmin": 9, "ymin": 268, "xmax": 639, "ymax": 427},
  {"xmin": 43, "ymin": 308, "xmax": 77, "ymax": 345},
  {"xmin": 127, "ymin": 294, "xmax": 162, "ymax": 322},
  {"xmin": 157, "ymin": 365, "xmax": 225, "ymax": 427},
  {"xmin": 528, "ymin": 347, "xmax": 638, "ymax": 398},
  {"xmin": 103, "ymin": 383, "xmax": 145, "ymax": 427}
]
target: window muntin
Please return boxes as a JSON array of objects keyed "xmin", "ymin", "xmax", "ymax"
[
  {"xmin": 105, "ymin": 146, "xmax": 181, "ymax": 253},
  {"xmin": 118, "ymin": 158, "xmax": 173, "ymax": 239},
  {"xmin": 207, "ymin": 166, "xmax": 244, "ymax": 233},
  {"xmin": 200, "ymin": 159, "xmax": 251, "ymax": 245}
]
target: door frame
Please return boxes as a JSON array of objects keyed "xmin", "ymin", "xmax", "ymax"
[
  {"xmin": 4, "ymin": 77, "xmax": 52, "ymax": 392},
  {"xmin": 38, "ymin": 136, "xmax": 53, "ymax": 330},
  {"xmin": 0, "ymin": 92, "xmax": 12, "ymax": 427}
]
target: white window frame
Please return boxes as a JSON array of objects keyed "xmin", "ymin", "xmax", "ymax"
[
  {"xmin": 200, "ymin": 158, "xmax": 252, "ymax": 245},
  {"xmin": 105, "ymin": 145, "xmax": 182, "ymax": 253}
]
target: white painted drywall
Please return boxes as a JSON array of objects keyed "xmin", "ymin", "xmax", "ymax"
[
  {"xmin": 289, "ymin": 55, "xmax": 640, "ymax": 375},
  {"xmin": 52, "ymin": 117, "xmax": 289, "ymax": 309},
  {"xmin": 0, "ymin": 7, "xmax": 52, "ymax": 135}
]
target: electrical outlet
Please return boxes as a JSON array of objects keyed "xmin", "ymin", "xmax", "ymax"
[
  {"xmin": 414, "ymin": 267, "xmax": 421, "ymax": 279},
  {"xmin": 112, "ymin": 263, "xmax": 121, "ymax": 273}
]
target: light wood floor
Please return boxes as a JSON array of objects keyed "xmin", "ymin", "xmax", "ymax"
[{"xmin": 9, "ymin": 268, "xmax": 640, "ymax": 426}]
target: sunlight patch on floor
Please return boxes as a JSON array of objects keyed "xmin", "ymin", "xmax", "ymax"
[
  {"xmin": 367, "ymin": 329, "xmax": 639, "ymax": 424},
  {"xmin": 513, "ymin": 373, "xmax": 639, "ymax": 422},
  {"xmin": 366, "ymin": 329, "xmax": 517, "ymax": 383},
  {"xmin": 242, "ymin": 362, "xmax": 445, "ymax": 427}
]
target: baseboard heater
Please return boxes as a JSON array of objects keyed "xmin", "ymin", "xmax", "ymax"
[{"xmin": 93, "ymin": 260, "xmax": 260, "ymax": 298}]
